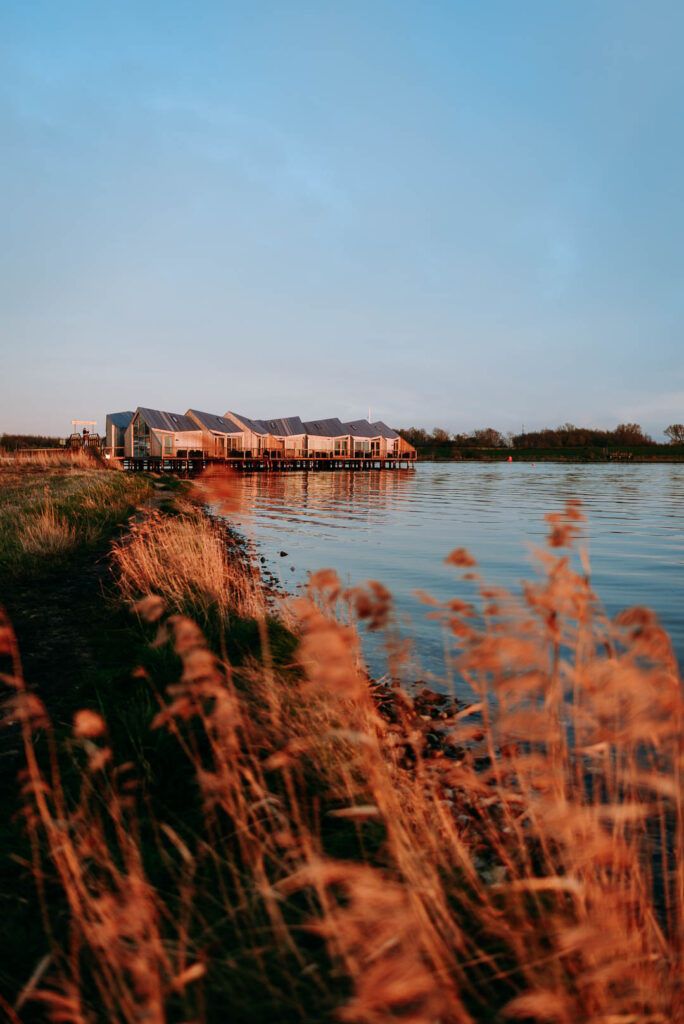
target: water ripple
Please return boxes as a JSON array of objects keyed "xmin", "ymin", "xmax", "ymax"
[{"xmin": 220, "ymin": 463, "xmax": 684, "ymax": 686}]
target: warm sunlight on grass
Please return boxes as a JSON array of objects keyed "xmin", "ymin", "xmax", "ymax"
[
  {"xmin": 2, "ymin": 499, "xmax": 683, "ymax": 1022},
  {"xmin": 111, "ymin": 502, "xmax": 264, "ymax": 622},
  {"xmin": 0, "ymin": 459, "xmax": 153, "ymax": 577}
]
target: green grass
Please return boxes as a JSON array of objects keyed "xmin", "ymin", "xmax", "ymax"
[{"xmin": 0, "ymin": 463, "xmax": 154, "ymax": 579}]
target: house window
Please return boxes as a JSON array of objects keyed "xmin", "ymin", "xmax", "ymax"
[
  {"xmin": 133, "ymin": 417, "xmax": 151, "ymax": 457},
  {"xmin": 335, "ymin": 439, "xmax": 348, "ymax": 455},
  {"xmin": 163, "ymin": 436, "xmax": 173, "ymax": 455}
]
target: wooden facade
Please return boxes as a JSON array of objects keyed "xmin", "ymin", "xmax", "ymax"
[
  {"xmin": 105, "ymin": 411, "xmax": 134, "ymax": 457},
  {"xmin": 115, "ymin": 406, "xmax": 417, "ymax": 467}
]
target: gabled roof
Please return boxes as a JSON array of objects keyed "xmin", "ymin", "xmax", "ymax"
[
  {"xmin": 136, "ymin": 407, "xmax": 198, "ymax": 432},
  {"xmin": 371, "ymin": 421, "xmax": 399, "ymax": 440},
  {"xmin": 256, "ymin": 416, "xmax": 306, "ymax": 437},
  {"xmin": 225, "ymin": 412, "xmax": 270, "ymax": 436},
  {"xmin": 341, "ymin": 419, "xmax": 380, "ymax": 438},
  {"xmin": 187, "ymin": 410, "xmax": 242, "ymax": 434},
  {"xmin": 106, "ymin": 411, "xmax": 134, "ymax": 429},
  {"xmin": 303, "ymin": 417, "xmax": 347, "ymax": 437}
]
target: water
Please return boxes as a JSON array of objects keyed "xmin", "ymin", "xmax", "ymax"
[{"xmin": 219, "ymin": 463, "xmax": 684, "ymax": 691}]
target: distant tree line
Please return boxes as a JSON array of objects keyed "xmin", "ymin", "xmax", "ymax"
[
  {"xmin": 1, "ymin": 433, "xmax": 61, "ymax": 451},
  {"xmin": 396, "ymin": 423, "xmax": 684, "ymax": 450}
]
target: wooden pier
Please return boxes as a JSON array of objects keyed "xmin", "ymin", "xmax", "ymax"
[{"xmin": 122, "ymin": 455, "xmax": 417, "ymax": 475}]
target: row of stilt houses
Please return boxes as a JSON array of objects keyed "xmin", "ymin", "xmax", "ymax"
[{"xmin": 105, "ymin": 408, "xmax": 417, "ymax": 466}]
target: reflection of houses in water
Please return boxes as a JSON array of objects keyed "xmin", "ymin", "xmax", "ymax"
[
  {"xmin": 108, "ymin": 405, "xmax": 417, "ymax": 467},
  {"xmin": 231, "ymin": 463, "xmax": 417, "ymax": 525}
]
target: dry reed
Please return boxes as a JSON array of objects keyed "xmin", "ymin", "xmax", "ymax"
[
  {"xmin": 4, "ymin": 500, "xmax": 684, "ymax": 1023},
  {"xmin": 111, "ymin": 504, "xmax": 264, "ymax": 622},
  {"xmin": 9, "ymin": 449, "xmax": 99, "ymax": 469},
  {"xmin": 19, "ymin": 491, "xmax": 77, "ymax": 557}
]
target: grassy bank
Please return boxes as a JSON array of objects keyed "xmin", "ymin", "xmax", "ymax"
[
  {"xmin": 2, "ymin": 470, "xmax": 684, "ymax": 1023},
  {"xmin": 0, "ymin": 452, "xmax": 155, "ymax": 579}
]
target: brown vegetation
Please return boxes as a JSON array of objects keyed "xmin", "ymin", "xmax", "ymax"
[
  {"xmin": 2, "ymin": 496, "xmax": 684, "ymax": 1022},
  {"xmin": 665, "ymin": 424, "xmax": 684, "ymax": 444},
  {"xmin": 1, "ymin": 433, "xmax": 61, "ymax": 451},
  {"xmin": 0, "ymin": 456, "xmax": 153, "ymax": 578},
  {"xmin": 397, "ymin": 422, "xmax": 676, "ymax": 452}
]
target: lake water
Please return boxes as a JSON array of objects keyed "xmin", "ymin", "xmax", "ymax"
[{"xmin": 220, "ymin": 463, "xmax": 684, "ymax": 692}]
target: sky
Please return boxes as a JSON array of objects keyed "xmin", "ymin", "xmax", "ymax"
[{"xmin": 1, "ymin": 1, "xmax": 683, "ymax": 438}]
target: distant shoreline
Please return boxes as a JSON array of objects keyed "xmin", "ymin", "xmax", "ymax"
[
  {"xmin": 415, "ymin": 450, "xmax": 684, "ymax": 464},
  {"xmin": 420, "ymin": 457, "xmax": 684, "ymax": 464}
]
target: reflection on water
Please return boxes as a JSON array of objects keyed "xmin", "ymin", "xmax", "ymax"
[{"xmin": 217, "ymin": 464, "xmax": 684, "ymax": 690}]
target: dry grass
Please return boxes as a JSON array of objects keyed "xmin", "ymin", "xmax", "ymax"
[
  {"xmin": 110, "ymin": 502, "xmax": 264, "ymax": 622},
  {"xmin": 2, "ymin": 448, "xmax": 98, "ymax": 469},
  {"xmin": 3, "ymin": 499, "xmax": 684, "ymax": 1022},
  {"xmin": 0, "ymin": 462, "xmax": 153, "ymax": 576},
  {"xmin": 18, "ymin": 491, "xmax": 78, "ymax": 557}
]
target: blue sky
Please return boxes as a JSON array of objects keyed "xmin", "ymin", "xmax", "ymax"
[{"xmin": 1, "ymin": 1, "xmax": 683, "ymax": 437}]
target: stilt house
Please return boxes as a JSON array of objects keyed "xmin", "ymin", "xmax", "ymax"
[
  {"xmin": 303, "ymin": 418, "xmax": 349, "ymax": 457},
  {"xmin": 186, "ymin": 410, "xmax": 244, "ymax": 457},
  {"xmin": 105, "ymin": 411, "xmax": 134, "ymax": 457},
  {"xmin": 115, "ymin": 405, "xmax": 417, "ymax": 462},
  {"xmin": 255, "ymin": 416, "xmax": 308, "ymax": 458},
  {"xmin": 125, "ymin": 408, "xmax": 205, "ymax": 458}
]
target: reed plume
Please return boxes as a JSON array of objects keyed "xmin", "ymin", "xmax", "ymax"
[{"xmin": 3, "ymin": 500, "xmax": 684, "ymax": 1022}]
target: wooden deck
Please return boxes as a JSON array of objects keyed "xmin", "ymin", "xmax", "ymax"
[{"xmin": 122, "ymin": 455, "xmax": 417, "ymax": 474}]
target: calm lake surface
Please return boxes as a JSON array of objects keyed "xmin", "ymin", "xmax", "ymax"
[{"xmin": 221, "ymin": 463, "xmax": 684, "ymax": 692}]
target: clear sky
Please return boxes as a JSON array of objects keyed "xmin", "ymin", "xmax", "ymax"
[{"xmin": 2, "ymin": 1, "xmax": 683, "ymax": 438}]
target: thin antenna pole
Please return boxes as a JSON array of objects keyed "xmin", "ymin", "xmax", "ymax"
[{"xmin": 368, "ymin": 406, "xmax": 371, "ymax": 423}]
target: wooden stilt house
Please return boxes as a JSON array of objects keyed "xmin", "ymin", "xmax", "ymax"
[
  {"xmin": 113, "ymin": 404, "xmax": 417, "ymax": 464},
  {"xmin": 371, "ymin": 421, "xmax": 415, "ymax": 459},
  {"xmin": 255, "ymin": 416, "xmax": 308, "ymax": 457},
  {"xmin": 125, "ymin": 408, "xmax": 205, "ymax": 458},
  {"xmin": 223, "ymin": 412, "xmax": 277, "ymax": 457},
  {"xmin": 186, "ymin": 410, "xmax": 244, "ymax": 457},
  {"xmin": 303, "ymin": 418, "xmax": 349, "ymax": 458},
  {"xmin": 105, "ymin": 411, "xmax": 134, "ymax": 457}
]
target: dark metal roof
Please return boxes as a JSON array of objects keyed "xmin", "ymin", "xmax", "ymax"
[
  {"xmin": 136, "ymin": 407, "xmax": 198, "ymax": 432},
  {"xmin": 224, "ymin": 412, "xmax": 270, "ymax": 436},
  {"xmin": 341, "ymin": 420, "xmax": 380, "ymax": 438},
  {"xmin": 303, "ymin": 417, "xmax": 347, "ymax": 437},
  {"xmin": 106, "ymin": 411, "xmax": 134, "ymax": 429},
  {"xmin": 256, "ymin": 416, "xmax": 306, "ymax": 437},
  {"xmin": 371, "ymin": 421, "xmax": 399, "ymax": 439},
  {"xmin": 187, "ymin": 410, "xmax": 242, "ymax": 434}
]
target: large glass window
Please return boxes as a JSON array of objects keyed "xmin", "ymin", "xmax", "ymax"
[
  {"xmin": 133, "ymin": 417, "xmax": 151, "ymax": 457},
  {"xmin": 334, "ymin": 439, "xmax": 348, "ymax": 456}
]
